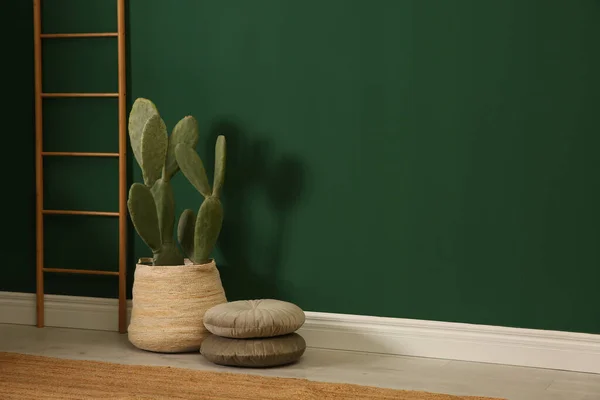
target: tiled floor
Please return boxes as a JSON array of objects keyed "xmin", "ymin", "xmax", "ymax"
[{"xmin": 1, "ymin": 323, "xmax": 599, "ymax": 399}]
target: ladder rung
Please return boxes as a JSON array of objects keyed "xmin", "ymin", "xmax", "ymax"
[
  {"xmin": 41, "ymin": 32, "xmax": 118, "ymax": 39},
  {"xmin": 42, "ymin": 93, "xmax": 119, "ymax": 98},
  {"xmin": 43, "ymin": 210, "xmax": 119, "ymax": 217},
  {"xmin": 42, "ymin": 152, "xmax": 120, "ymax": 158},
  {"xmin": 43, "ymin": 268, "xmax": 119, "ymax": 276}
]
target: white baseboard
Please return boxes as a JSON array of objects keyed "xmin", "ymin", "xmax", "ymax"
[{"xmin": 1, "ymin": 291, "xmax": 599, "ymax": 374}]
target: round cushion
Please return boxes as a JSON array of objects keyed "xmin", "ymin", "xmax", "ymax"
[
  {"xmin": 203, "ymin": 299, "xmax": 305, "ymax": 339},
  {"xmin": 200, "ymin": 333, "xmax": 306, "ymax": 368}
]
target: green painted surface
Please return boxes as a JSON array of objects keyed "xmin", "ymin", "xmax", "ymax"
[
  {"xmin": 4, "ymin": 0, "xmax": 600, "ymax": 334},
  {"xmin": 4, "ymin": 0, "xmax": 36, "ymax": 293}
]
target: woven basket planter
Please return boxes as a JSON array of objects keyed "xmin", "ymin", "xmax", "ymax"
[{"xmin": 128, "ymin": 258, "xmax": 227, "ymax": 353}]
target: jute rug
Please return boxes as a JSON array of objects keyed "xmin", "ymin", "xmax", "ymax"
[{"xmin": 0, "ymin": 352, "xmax": 503, "ymax": 400}]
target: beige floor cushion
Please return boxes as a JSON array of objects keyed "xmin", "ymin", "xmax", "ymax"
[
  {"xmin": 200, "ymin": 333, "xmax": 306, "ymax": 367},
  {"xmin": 203, "ymin": 299, "xmax": 305, "ymax": 338}
]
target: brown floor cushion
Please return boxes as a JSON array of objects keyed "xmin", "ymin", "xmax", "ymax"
[
  {"xmin": 203, "ymin": 299, "xmax": 305, "ymax": 338},
  {"xmin": 200, "ymin": 333, "xmax": 306, "ymax": 367}
]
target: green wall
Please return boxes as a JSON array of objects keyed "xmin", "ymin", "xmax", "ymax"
[
  {"xmin": 5, "ymin": 0, "xmax": 600, "ymax": 334},
  {"xmin": 5, "ymin": 0, "xmax": 36, "ymax": 293}
]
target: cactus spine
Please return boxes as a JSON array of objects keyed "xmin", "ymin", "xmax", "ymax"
[
  {"xmin": 176, "ymin": 135, "xmax": 226, "ymax": 264},
  {"xmin": 127, "ymin": 98, "xmax": 200, "ymax": 266}
]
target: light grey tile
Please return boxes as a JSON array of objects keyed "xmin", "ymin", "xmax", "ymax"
[{"xmin": 548, "ymin": 378, "xmax": 600, "ymax": 395}]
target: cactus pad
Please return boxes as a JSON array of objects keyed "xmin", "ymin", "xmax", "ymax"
[
  {"xmin": 193, "ymin": 196, "xmax": 224, "ymax": 264},
  {"xmin": 128, "ymin": 183, "xmax": 161, "ymax": 253},
  {"xmin": 212, "ymin": 135, "xmax": 226, "ymax": 197},
  {"xmin": 175, "ymin": 143, "xmax": 211, "ymax": 197},
  {"xmin": 128, "ymin": 98, "xmax": 159, "ymax": 171},
  {"xmin": 165, "ymin": 116, "xmax": 200, "ymax": 180},
  {"xmin": 141, "ymin": 114, "xmax": 168, "ymax": 187},
  {"xmin": 151, "ymin": 178, "xmax": 175, "ymax": 244},
  {"xmin": 177, "ymin": 209, "xmax": 196, "ymax": 260}
]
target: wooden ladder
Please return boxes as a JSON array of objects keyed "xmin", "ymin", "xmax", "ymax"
[{"xmin": 33, "ymin": 0, "xmax": 128, "ymax": 333}]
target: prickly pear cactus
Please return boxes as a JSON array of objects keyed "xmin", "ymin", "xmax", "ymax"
[
  {"xmin": 175, "ymin": 135, "xmax": 226, "ymax": 265},
  {"xmin": 127, "ymin": 98, "xmax": 201, "ymax": 266}
]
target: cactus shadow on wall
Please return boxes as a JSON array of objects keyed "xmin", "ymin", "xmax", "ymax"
[{"xmin": 204, "ymin": 119, "xmax": 306, "ymax": 301}]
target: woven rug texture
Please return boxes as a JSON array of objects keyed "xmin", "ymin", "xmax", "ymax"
[{"xmin": 0, "ymin": 352, "xmax": 504, "ymax": 400}]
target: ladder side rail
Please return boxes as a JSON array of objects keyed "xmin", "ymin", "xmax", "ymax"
[
  {"xmin": 117, "ymin": 0, "xmax": 128, "ymax": 334},
  {"xmin": 33, "ymin": 0, "xmax": 44, "ymax": 328}
]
